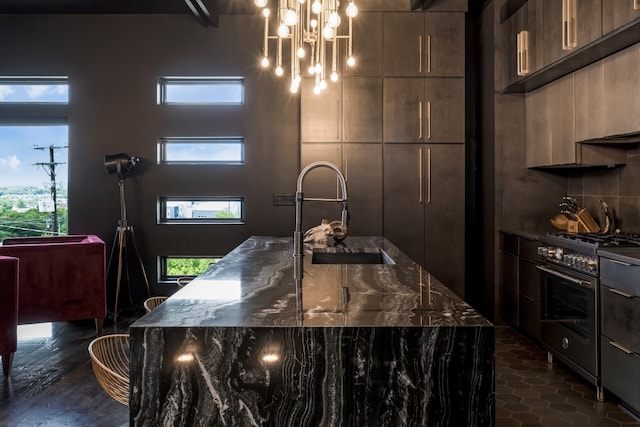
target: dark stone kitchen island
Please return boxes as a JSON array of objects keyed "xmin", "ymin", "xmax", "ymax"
[{"xmin": 129, "ymin": 236, "xmax": 494, "ymax": 426}]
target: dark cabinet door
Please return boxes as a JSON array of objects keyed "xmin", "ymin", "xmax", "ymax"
[
  {"xmin": 382, "ymin": 13, "xmax": 424, "ymax": 77},
  {"xmin": 424, "ymin": 78, "xmax": 465, "ymax": 143},
  {"xmin": 300, "ymin": 78, "xmax": 341, "ymax": 143},
  {"xmin": 343, "ymin": 12, "xmax": 382, "ymax": 77},
  {"xmin": 384, "ymin": 78, "xmax": 464, "ymax": 143},
  {"xmin": 501, "ymin": 250, "xmax": 519, "ymax": 326},
  {"xmin": 343, "ymin": 144, "xmax": 383, "ymax": 236},
  {"xmin": 383, "ymin": 144, "xmax": 425, "ymax": 265},
  {"xmin": 519, "ymin": 257, "xmax": 541, "ymax": 340},
  {"xmin": 342, "ymin": 78, "xmax": 382, "ymax": 142},
  {"xmin": 383, "ymin": 78, "xmax": 424, "ymax": 143},
  {"xmin": 602, "ymin": 0, "xmax": 640, "ymax": 35},
  {"xmin": 543, "ymin": 0, "xmax": 602, "ymax": 66},
  {"xmin": 424, "ymin": 12, "xmax": 465, "ymax": 77},
  {"xmin": 603, "ymin": 43, "xmax": 640, "ymax": 136},
  {"xmin": 424, "ymin": 144, "xmax": 465, "ymax": 297}
]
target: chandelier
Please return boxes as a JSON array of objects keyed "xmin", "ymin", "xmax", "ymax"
[{"xmin": 254, "ymin": 0, "xmax": 359, "ymax": 95}]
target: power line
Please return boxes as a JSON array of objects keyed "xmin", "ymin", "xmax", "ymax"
[{"xmin": 33, "ymin": 144, "xmax": 67, "ymax": 235}]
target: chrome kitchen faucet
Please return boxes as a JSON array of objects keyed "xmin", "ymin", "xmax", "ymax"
[{"xmin": 293, "ymin": 161, "xmax": 349, "ymax": 261}]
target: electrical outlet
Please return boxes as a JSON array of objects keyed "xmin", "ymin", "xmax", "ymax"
[{"xmin": 273, "ymin": 193, "xmax": 295, "ymax": 206}]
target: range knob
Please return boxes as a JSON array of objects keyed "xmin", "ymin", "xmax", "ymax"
[
  {"xmin": 555, "ymin": 248, "xmax": 564, "ymax": 260},
  {"xmin": 587, "ymin": 259, "xmax": 597, "ymax": 272}
]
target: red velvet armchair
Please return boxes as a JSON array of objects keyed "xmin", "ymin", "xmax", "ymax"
[
  {"xmin": 0, "ymin": 255, "xmax": 18, "ymax": 376},
  {"xmin": 0, "ymin": 235, "xmax": 106, "ymax": 336}
]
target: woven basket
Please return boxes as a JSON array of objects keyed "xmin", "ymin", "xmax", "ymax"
[
  {"xmin": 88, "ymin": 334, "xmax": 130, "ymax": 406},
  {"xmin": 143, "ymin": 296, "xmax": 168, "ymax": 313}
]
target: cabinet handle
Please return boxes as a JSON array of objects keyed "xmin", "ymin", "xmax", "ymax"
[
  {"xmin": 426, "ymin": 101, "xmax": 431, "ymax": 140},
  {"xmin": 418, "ymin": 101, "xmax": 423, "ymax": 140},
  {"xmin": 345, "ymin": 99, "xmax": 350, "ymax": 140},
  {"xmin": 418, "ymin": 35, "xmax": 422, "ymax": 73},
  {"xmin": 419, "ymin": 148, "xmax": 423, "ymax": 204},
  {"xmin": 609, "ymin": 341, "xmax": 634, "ymax": 355},
  {"xmin": 516, "ymin": 31, "xmax": 522, "ymax": 76},
  {"xmin": 427, "ymin": 147, "xmax": 431, "ymax": 204},
  {"xmin": 426, "ymin": 34, "xmax": 431, "ymax": 74},
  {"xmin": 635, "ymin": 0, "xmax": 640, "ymax": 10},
  {"xmin": 609, "ymin": 259, "xmax": 632, "ymax": 266},
  {"xmin": 608, "ymin": 288, "xmax": 635, "ymax": 298},
  {"xmin": 336, "ymin": 99, "xmax": 341, "ymax": 141},
  {"xmin": 562, "ymin": 0, "xmax": 577, "ymax": 50},
  {"xmin": 517, "ymin": 30, "xmax": 529, "ymax": 76}
]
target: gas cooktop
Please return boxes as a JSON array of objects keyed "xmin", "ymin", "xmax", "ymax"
[{"xmin": 545, "ymin": 232, "xmax": 640, "ymax": 248}]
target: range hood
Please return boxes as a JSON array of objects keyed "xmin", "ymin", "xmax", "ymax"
[
  {"xmin": 534, "ymin": 143, "xmax": 628, "ymax": 169},
  {"xmin": 579, "ymin": 131, "xmax": 640, "ymax": 145}
]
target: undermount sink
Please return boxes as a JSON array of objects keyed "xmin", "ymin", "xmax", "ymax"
[{"xmin": 311, "ymin": 247, "xmax": 395, "ymax": 265}]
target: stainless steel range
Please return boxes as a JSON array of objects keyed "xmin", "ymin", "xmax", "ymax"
[{"xmin": 537, "ymin": 232, "xmax": 640, "ymax": 401}]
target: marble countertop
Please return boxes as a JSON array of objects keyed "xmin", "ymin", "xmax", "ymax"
[{"xmin": 132, "ymin": 236, "xmax": 490, "ymax": 329}]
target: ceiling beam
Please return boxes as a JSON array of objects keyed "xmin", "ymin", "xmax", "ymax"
[{"xmin": 184, "ymin": 0, "xmax": 219, "ymax": 27}]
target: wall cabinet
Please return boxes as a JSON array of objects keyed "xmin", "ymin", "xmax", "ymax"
[
  {"xmin": 301, "ymin": 143, "xmax": 382, "ymax": 236},
  {"xmin": 542, "ymin": 0, "xmax": 602, "ymax": 67},
  {"xmin": 525, "ymin": 71, "xmax": 626, "ymax": 167},
  {"xmin": 525, "ymin": 74, "xmax": 574, "ymax": 167},
  {"xmin": 574, "ymin": 60, "xmax": 604, "ymax": 142},
  {"xmin": 383, "ymin": 78, "xmax": 465, "ymax": 143},
  {"xmin": 382, "ymin": 12, "xmax": 464, "ymax": 77},
  {"xmin": 300, "ymin": 77, "xmax": 382, "ymax": 143},
  {"xmin": 497, "ymin": 0, "xmax": 543, "ymax": 91},
  {"xmin": 603, "ymin": 43, "xmax": 640, "ymax": 136},
  {"xmin": 384, "ymin": 144, "xmax": 465, "ymax": 297},
  {"xmin": 602, "ymin": 0, "xmax": 640, "ymax": 36}
]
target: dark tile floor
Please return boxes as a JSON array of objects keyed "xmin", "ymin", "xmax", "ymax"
[{"xmin": 496, "ymin": 326, "xmax": 640, "ymax": 427}]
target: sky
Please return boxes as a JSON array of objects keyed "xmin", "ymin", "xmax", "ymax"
[{"xmin": 0, "ymin": 84, "xmax": 68, "ymax": 188}]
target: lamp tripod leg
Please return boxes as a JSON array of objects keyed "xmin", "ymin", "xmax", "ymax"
[
  {"xmin": 114, "ymin": 226, "xmax": 126, "ymax": 323},
  {"xmin": 127, "ymin": 225, "xmax": 150, "ymax": 298}
]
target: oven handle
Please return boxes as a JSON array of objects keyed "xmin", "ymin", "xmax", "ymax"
[{"xmin": 536, "ymin": 265, "xmax": 593, "ymax": 289}]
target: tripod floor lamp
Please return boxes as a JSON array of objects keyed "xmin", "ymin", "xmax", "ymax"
[{"xmin": 104, "ymin": 153, "xmax": 150, "ymax": 322}]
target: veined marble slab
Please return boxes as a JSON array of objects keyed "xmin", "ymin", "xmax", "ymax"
[{"xmin": 130, "ymin": 236, "xmax": 494, "ymax": 426}]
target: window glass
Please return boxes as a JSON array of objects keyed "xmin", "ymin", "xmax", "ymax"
[
  {"xmin": 159, "ymin": 197, "xmax": 243, "ymax": 223},
  {"xmin": 159, "ymin": 78, "xmax": 244, "ymax": 104},
  {"xmin": 158, "ymin": 137, "xmax": 244, "ymax": 164},
  {"xmin": 0, "ymin": 79, "xmax": 68, "ymax": 103},
  {"xmin": 0, "ymin": 125, "xmax": 68, "ymax": 239},
  {"xmin": 160, "ymin": 256, "xmax": 221, "ymax": 282}
]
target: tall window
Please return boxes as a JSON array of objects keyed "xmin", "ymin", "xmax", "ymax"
[{"xmin": 0, "ymin": 78, "xmax": 69, "ymax": 240}]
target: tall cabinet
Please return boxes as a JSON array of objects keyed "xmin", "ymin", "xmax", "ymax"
[
  {"xmin": 382, "ymin": 9, "xmax": 466, "ymax": 298},
  {"xmin": 300, "ymin": 6, "xmax": 467, "ymax": 299}
]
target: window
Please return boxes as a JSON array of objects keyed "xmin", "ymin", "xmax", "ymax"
[
  {"xmin": 159, "ymin": 256, "xmax": 221, "ymax": 283},
  {"xmin": 158, "ymin": 77, "xmax": 244, "ymax": 105},
  {"xmin": 159, "ymin": 197, "xmax": 244, "ymax": 224},
  {"xmin": 0, "ymin": 78, "xmax": 69, "ymax": 240},
  {"xmin": 158, "ymin": 137, "xmax": 244, "ymax": 165},
  {"xmin": 0, "ymin": 78, "xmax": 68, "ymax": 103}
]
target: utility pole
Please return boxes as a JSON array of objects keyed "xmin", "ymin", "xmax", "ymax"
[{"xmin": 33, "ymin": 144, "xmax": 67, "ymax": 235}]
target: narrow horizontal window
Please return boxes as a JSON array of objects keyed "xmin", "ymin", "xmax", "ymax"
[
  {"xmin": 159, "ymin": 256, "xmax": 222, "ymax": 283},
  {"xmin": 158, "ymin": 137, "xmax": 244, "ymax": 165},
  {"xmin": 0, "ymin": 77, "xmax": 68, "ymax": 103},
  {"xmin": 159, "ymin": 197, "xmax": 244, "ymax": 224},
  {"xmin": 158, "ymin": 77, "xmax": 244, "ymax": 105}
]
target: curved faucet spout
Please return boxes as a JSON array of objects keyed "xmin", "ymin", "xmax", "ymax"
[{"xmin": 294, "ymin": 161, "xmax": 349, "ymax": 259}]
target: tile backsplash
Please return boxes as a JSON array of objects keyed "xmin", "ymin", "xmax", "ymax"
[{"xmin": 567, "ymin": 144, "xmax": 640, "ymax": 233}]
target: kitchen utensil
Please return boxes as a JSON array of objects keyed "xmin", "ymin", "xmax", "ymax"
[
  {"xmin": 550, "ymin": 214, "xmax": 569, "ymax": 231},
  {"xmin": 599, "ymin": 200, "xmax": 614, "ymax": 235}
]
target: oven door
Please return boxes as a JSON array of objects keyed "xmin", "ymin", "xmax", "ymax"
[{"xmin": 538, "ymin": 264, "xmax": 598, "ymax": 381}]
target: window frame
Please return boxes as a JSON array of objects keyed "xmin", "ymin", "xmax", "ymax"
[
  {"xmin": 157, "ymin": 255, "xmax": 222, "ymax": 284},
  {"xmin": 0, "ymin": 76, "xmax": 69, "ymax": 104},
  {"xmin": 157, "ymin": 136, "xmax": 245, "ymax": 165},
  {"xmin": 157, "ymin": 77, "xmax": 245, "ymax": 105},
  {"xmin": 158, "ymin": 196, "xmax": 245, "ymax": 224}
]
